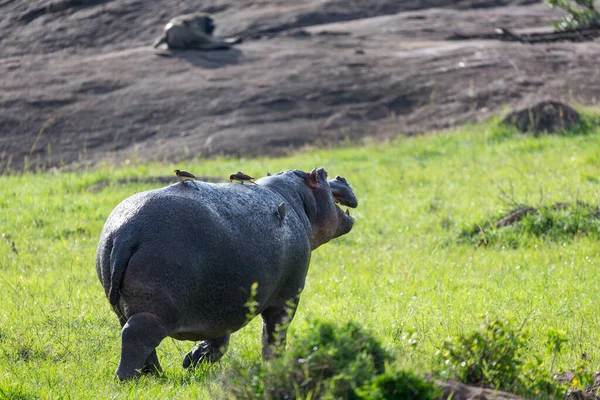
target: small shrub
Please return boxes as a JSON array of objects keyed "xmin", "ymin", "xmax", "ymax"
[
  {"xmin": 225, "ymin": 320, "xmax": 392, "ymax": 399},
  {"xmin": 545, "ymin": 0, "xmax": 600, "ymax": 31},
  {"xmin": 437, "ymin": 318, "xmax": 572, "ymax": 398},
  {"xmin": 570, "ymin": 360, "xmax": 596, "ymax": 391},
  {"xmin": 502, "ymin": 101, "xmax": 581, "ymax": 135},
  {"xmin": 490, "ymin": 108, "xmax": 600, "ymax": 140},
  {"xmin": 458, "ymin": 202, "xmax": 600, "ymax": 247},
  {"xmin": 438, "ymin": 319, "xmax": 527, "ymax": 388},
  {"xmin": 357, "ymin": 370, "xmax": 440, "ymax": 400}
]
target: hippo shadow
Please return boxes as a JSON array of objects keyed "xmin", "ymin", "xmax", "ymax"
[{"xmin": 163, "ymin": 48, "xmax": 243, "ymax": 69}]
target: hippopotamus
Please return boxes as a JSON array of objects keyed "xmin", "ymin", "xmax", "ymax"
[{"xmin": 96, "ymin": 168, "xmax": 358, "ymax": 380}]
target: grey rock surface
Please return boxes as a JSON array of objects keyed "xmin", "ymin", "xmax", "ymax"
[{"xmin": 1, "ymin": 0, "xmax": 599, "ymax": 171}]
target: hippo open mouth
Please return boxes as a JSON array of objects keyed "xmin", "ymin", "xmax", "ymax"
[
  {"xmin": 333, "ymin": 196, "xmax": 356, "ymax": 217},
  {"xmin": 334, "ymin": 200, "xmax": 355, "ymax": 227},
  {"xmin": 330, "ymin": 175, "xmax": 358, "ymax": 221}
]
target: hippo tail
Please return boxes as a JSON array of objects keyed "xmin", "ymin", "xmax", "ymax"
[{"xmin": 108, "ymin": 237, "xmax": 138, "ymax": 306}]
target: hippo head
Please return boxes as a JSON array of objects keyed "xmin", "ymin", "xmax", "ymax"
[{"xmin": 303, "ymin": 168, "xmax": 358, "ymax": 249}]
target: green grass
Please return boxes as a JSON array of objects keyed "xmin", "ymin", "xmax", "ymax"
[{"xmin": 2, "ymin": 117, "xmax": 600, "ymax": 398}]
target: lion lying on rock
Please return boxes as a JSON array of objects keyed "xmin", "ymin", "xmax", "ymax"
[{"xmin": 152, "ymin": 13, "xmax": 242, "ymax": 51}]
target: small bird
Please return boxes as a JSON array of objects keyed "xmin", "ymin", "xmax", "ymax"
[
  {"xmin": 230, "ymin": 171, "xmax": 257, "ymax": 184},
  {"xmin": 276, "ymin": 202, "xmax": 286, "ymax": 225},
  {"xmin": 266, "ymin": 172, "xmax": 272, "ymax": 176},
  {"xmin": 174, "ymin": 169, "xmax": 199, "ymax": 189}
]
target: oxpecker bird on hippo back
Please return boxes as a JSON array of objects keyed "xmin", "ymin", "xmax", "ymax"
[{"xmin": 95, "ymin": 167, "xmax": 358, "ymax": 380}]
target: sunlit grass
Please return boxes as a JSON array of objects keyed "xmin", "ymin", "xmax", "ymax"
[{"xmin": 1, "ymin": 117, "xmax": 600, "ymax": 398}]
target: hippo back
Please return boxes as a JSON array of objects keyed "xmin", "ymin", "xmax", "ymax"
[{"xmin": 96, "ymin": 181, "xmax": 312, "ymax": 334}]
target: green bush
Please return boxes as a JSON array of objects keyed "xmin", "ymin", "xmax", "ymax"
[
  {"xmin": 357, "ymin": 371, "xmax": 440, "ymax": 400},
  {"xmin": 438, "ymin": 319, "xmax": 528, "ymax": 388},
  {"xmin": 545, "ymin": 0, "xmax": 600, "ymax": 30},
  {"xmin": 225, "ymin": 320, "xmax": 398, "ymax": 399},
  {"xmin": 436, "ymin": 318, "xmax": 578, "ymax": 398}
]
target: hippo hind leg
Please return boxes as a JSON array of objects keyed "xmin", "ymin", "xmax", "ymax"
[
  {"xmin": 182, "ymin": 335, "xmax": 230, "ymax": 369},
  {"xmin": 261, "ymin": 302, "xmax": 297, "ymax": 360},
  {"xmin": 116, "ymin": 312, "xmax": 163, "ymax": 375},
  {"xmin": 115, "ymin": 312, "xmax": 169, "ymax": 380}
]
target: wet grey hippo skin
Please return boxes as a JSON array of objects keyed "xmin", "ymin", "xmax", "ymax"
[{"xmin": 95, "ymin": 168, "xmax": 358, "ymax": 380}]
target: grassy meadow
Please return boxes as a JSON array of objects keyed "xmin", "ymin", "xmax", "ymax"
[{"xmin": 1, "ymin": 116, "xmax": 600, "ymax": 398}]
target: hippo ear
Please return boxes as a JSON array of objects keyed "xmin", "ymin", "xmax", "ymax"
[
  {"xmin": 334, "ymin": 175, "xmax": 347, "ymax": 184},
  {"xmin": 305, "ymin": 168, "xmax": 318, "ymax": 189},
  {"xmin": 318, "ymin": 168, "xmax": 328, "ymax": 181}
]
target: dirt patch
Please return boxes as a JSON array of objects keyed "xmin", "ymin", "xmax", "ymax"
[
  {"xmin": 437, "ymin": 380, "xmax": 524, "ymax": 399},
  {"xmin": 437, "ymin": 375, "xmax": 600, "ymax": 399},
  {"xmin": 495, "ymin": 206, "xmax": 539, "ymax": 228},
  {"xmin": 1, "ymin": 0, "xmax": 599, "ymax": 171}
]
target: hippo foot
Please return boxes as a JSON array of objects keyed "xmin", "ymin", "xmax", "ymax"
[
  {"xmin": 114, "ymin": 312, "xmax": 168, "ymax": 381},
  {"xmin": 141, "ymin": 350, "xmax": 163, "ymax": 375},
  {"xmin": 115, "ymin": 351, "xmax": 162, "ymax": 380},
  {"xmin": 182, "ymin": 335, "xmax": 230, "ymax": 369}
]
